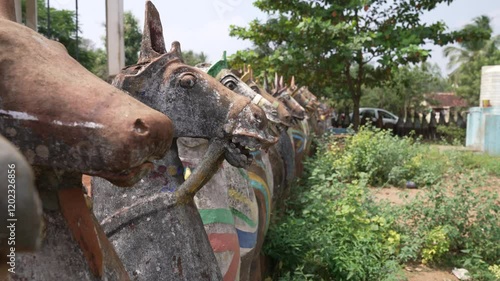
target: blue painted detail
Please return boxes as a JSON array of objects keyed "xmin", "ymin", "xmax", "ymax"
[
  {"xmin": 236, "ymin": 228, "xmax": 258, "ymax": 249},
  {"xmin": 160, "ymin": 182, "xmax": 176, "ymax": 193},
  {"xmin": 292, "ymin": 132, "xmax": 306, "ymax": 153},
  {"xmin": 249, "ymin": 151, "xmax": 265, "ymax": 169}
]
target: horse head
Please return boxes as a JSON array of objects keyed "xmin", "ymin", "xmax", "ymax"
[
  {"xmin": 271, "ymin": 74, "xmax": 306, "ymax": 120},
  {"xmin": 112, "ymin": 1, "xmax": 276, "ymax": 168},
  {"xmin": 0, "ymin": 3, "xmax": 174, "ymax": 187},
  {"xmin": 292, "ymin": 81, "xmax": 319, "ymax": 112},
  {"xmin": 240, "ymin": 65, "xmax": 293, "ymax": 128}
]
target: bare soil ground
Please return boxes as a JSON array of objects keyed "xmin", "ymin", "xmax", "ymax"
[
  {"xmin": 405, "ymin": 266, "xmax": 457, "ymax": 281},
  {"xmin": 370, "ymin": 176, "xmax": 500, "ymax": 281}
]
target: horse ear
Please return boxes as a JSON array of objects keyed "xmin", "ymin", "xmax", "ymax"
[
  {"xmin": 263, "ymin": 71, "xmax": 270, "ymax": 92},
  {"xmin": 248, "ymin": 65, "xmax": 253, "ymax": 80},
  {"xmin": 279, "ymin": 76, "xmax": 284, "ymax": 88},
  {"xmin": 291, "ymin": 76, "xmax": 296, "ymax": 88},
  {"xmin": 274, "ymin": 73, "xmax": 279, "ymax": 89},
  {"xmin": 170, "ymin": 41, "xmax": 183, "ymax": 60},
  {"xmin": 138, "ymin": 1, "xmax": 167, "ymax": 64}
]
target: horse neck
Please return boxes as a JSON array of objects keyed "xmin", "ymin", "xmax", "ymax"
[
  {"xmin": 162, "ymin": 140, "xmax": 186, "ymax": 190},
  {"xmin": 0, "ymin": 0, "xmax": 16, "ymax": 21}
]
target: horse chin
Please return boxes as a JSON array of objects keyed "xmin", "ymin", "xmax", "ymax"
[
  {"xmin": 93, "ymin": 162, "xmax": 154, "ymax": 187},
  {"xmin": 223, "ymin": 135, "xmax": 261, "ymax": 168}
]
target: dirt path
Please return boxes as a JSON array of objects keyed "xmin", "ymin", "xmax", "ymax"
[{"xmin": 405, "ymin": 264, "xmax": 457, "ymax": 281}]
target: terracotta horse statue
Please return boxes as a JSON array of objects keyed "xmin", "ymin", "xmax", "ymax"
[
  {"xmin": 0, "ymin": 135, "xmax": 42, "ymax": 280},
  {"xmin": 240, "ymin": 66, "xmax": 296, "ymax": 208},
  {"xmin": 290, "ymin": 78, "xmax": 324, "ymax": 155},
  {"xmin": 0, "ymin": 0, "xmax": 174, "ymax": 279},
  {"xmin": 270, "ymin": 74, "xmax": 310, "ymax": 178},
  {"xmin": 91, "ymin": 2, "xmax": 276, "ymax": 280},
  {"xmin": 176, "ymin": 59, "xmax": 292, "ymax": 281}
]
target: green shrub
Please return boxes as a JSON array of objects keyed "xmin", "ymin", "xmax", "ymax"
[
  {"xmin": 445, "ymin": 150, "xmax": 500, "ymax": 177},
  {"xmin": 265, "ymin": 147, "xmax": 405, "ymax": 280},
  {"xmin": 332, "ymin": 126, "xmax": 444, "ymax": 187},
  {"xmin": 265, "ymin": 129, "xmax": 500, "ymax": 280},
  {"xmin": 383, "ymin": 173, "xmax": 500, "ymax": 271},
  {"xmin": 436, "ymin": 124, "xmax": 466, "ymax": 145}
]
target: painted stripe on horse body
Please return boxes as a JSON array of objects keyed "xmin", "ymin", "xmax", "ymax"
[
  {"xmin": 228, "ymin": 188, "xmax": 254, "ymax": 209},
  {"xmin": 209, "ymin": 234, "xmax": 240, "ymax": 281},
  {"xmin": 230, "ymin": 208, "xmax": 256, "ymax": 228},
  {"xmin": 235, "ymin": 228, "xmax": 258, "ymax": 249},
  {"xmin": 290, "ymin": 129, "xmax": 306, "ymax": 153},
  {"xmin": 199, "ymin": 208, "xmax": 235, "ymax": 225},
  {"xmin": 208, "ymin": 233, "xmax": 240, "ymax": 281},
  {"xmin": 249, "ymin": 151, "xmax": 266, "ymax": 170},
  {"xmin": 247, "ymin": 172, "xmax": 271, "ymax": 231}
]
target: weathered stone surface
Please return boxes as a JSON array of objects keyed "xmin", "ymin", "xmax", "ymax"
[
  {"xmin": 0, "ymin": 5, "xmax": 173, "ymax": 187},
  {"xmin": 92, "ymin": 2, "xmax": 277, "ymax": 279},
  {"xmin": 93, "ymin": 143, "xmax": 225, "ymax": 281},
  {"xmin": 1, "ymin": 1, "xmax": 175, "ymax": 279}
]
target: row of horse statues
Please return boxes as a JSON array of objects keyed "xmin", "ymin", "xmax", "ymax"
[{"xmin": 0, "ymin": 1, "xmax": 332, "ymax": 280}]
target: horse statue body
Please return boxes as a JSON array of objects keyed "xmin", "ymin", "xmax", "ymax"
[
  {"xmin": 92, "ymin": 2, "xmax": 276, "ymax": 280},
  {"xmin": 0, "ymin": 1, "xmax": 175, "ymax": 279},
  {"xmin": 270, "ymin": 75, "xmax": 309, "ymax": 178}
]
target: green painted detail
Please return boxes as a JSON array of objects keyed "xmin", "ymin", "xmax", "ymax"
[
  {"xmin": 238, "ymin": 168, "xmax": 250, "ymax": 180},
  {"xmin": 199, "ymin": 208, "xmax": 235, "ymax": 225},
  {"xmin": 230, "ymin": 208, "xmax": 257, "ymax": 228},
  {"xmin": 207, "ymin": 51, "xmax": 228, "ymax": 78}
]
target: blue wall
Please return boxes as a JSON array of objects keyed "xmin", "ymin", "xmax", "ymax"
[{"xmin": 466, "ymin": 107, "xmax": 500, "ymax": 155}]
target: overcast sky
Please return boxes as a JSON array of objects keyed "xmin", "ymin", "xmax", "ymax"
[{"xmin": 49, "ymin": 0, "xmax": 500, "ymax": 75}]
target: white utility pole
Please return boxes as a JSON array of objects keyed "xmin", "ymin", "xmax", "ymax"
[{"xmin": 106, "ymin": 0, "xmax": 125, "ymax": 78}]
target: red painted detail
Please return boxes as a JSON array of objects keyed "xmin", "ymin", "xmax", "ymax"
[{"xmin": 208, "ymin": 233, "xmax": 240, "ymax": 281}]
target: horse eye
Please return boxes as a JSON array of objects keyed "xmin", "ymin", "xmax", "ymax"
[
  {"xmin": 225, "ymin": 81, "xmax": 237, "ymax": 91},
  {"xmin": 251, "ymin": 86, "xmax": 260, "ymax": 94},
  {"xmin": 179, "ymin": 73, "xmax": 197, "ymax": 89}
]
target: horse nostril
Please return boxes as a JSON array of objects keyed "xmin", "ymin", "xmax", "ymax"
[{"xmin": 134, "ymin": 118, "xmax": 149, "ymax": 135}]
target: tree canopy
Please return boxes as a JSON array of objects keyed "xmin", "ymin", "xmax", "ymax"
[
  {"xmin": 124, "ymin": 11, "xmax": 142, "ymax": 66},
  {"xmin": 22, "ymin": 1, "xmax": 144, "ymax": 80},
  {"xmin": 361, "ymin": 62, "xmax": 450, "ymax": 116},
  {"xmin": 230, "ymin": 0, "xmax": 488, "ymax": 128},
  {"xmin": 444, "ymin": 16, "xmax": 500, "ymax": 106},
  {"xmin": 182, "ymin": 50, "xmax": 209, "ymax": 66}
]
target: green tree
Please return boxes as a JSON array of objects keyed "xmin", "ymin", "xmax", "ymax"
[
  {"xmin": 230, "ymin": 0, "xmax": 487, "ymax": 128},
  {"xmin": 182, "ymin": 50, "xmax": 208, "ymax": 66},
  {"xmin": 22, "ymin": 0, "xmax": 99, "ymax": 71},
  {"xmin": 362, "ymin": 63, "xmax": 451, "ymax": 115},
  {"xmin": 22, "ymin": 1, "xmax": 143, "ymax": 79},
  {"xmin": 124, "ymin": 11, "xmax": 142, "ymax": 66},
  {"xmin": 444, "ymin": 16, "xmax": 500, "ymax": 105},
  {"xmin": 444, "ymin": 16, "xmax": 495, "ymax": 70}
]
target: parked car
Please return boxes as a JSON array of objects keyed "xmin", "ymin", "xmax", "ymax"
[{"xmin": 349, "ymin": 108, "xmax": 399, "ymax": 126}]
